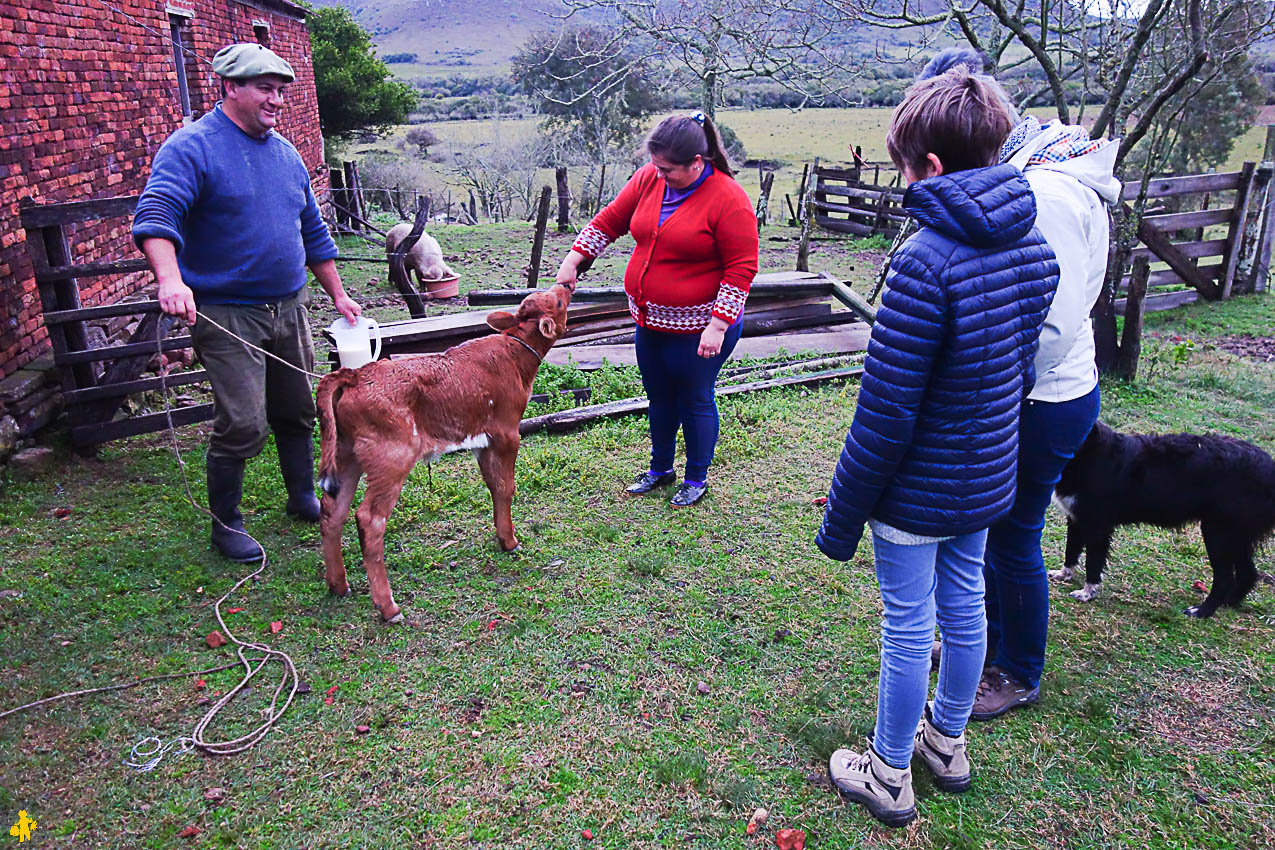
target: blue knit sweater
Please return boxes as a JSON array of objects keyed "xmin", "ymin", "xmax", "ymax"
[
  {"xmin": 815, "ymin": 164, "xmax": 1059, "ymax": 560},
  {"xmin": 132, "ymin": 105, "xmax": 338, "ymax": 305}
]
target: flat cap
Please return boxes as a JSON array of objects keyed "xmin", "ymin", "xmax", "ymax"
[{"xmin": 211, "ymin": 43, "xmax": 295, "ymax": 82}]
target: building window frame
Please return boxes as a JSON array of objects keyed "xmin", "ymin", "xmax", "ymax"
[{"xmin": 166, "ymin": 6, "xmax": 195, "ymax": 123}]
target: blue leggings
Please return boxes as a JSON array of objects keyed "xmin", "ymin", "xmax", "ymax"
[{"xmin": 634, "ymin": 321, "xmax": 743, "ymax": 482}]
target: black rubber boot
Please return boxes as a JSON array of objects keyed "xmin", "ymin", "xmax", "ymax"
[
  {"xmin": 206, "ymin": 455, "xmax": 266, "ymax": 562},
  {"xmin": 276, "ymin": 433, "xmax": 321, "ymax": 522}
]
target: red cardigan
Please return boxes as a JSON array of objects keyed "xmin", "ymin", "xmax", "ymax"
[{"xmin": 572, "ymin": 164, "xmax": 759, "ymax": 333}]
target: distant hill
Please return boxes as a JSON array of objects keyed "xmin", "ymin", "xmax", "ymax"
[{"xmin": 310, "ymin": 0, "xmax": 558, "ymax": 76}]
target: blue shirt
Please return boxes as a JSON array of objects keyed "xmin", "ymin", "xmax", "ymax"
[
  {"xmin": 132, "ymin": 104, "xmax": 338, "ymax": 305},
  {"xmin": 659, "ymin": 162, "xmax": 713, "ymax": 225}
]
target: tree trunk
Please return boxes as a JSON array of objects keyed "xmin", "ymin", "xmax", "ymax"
[{"xmin": 1114, "ymin": 256, "xmax": 1151, "ymax": 380}]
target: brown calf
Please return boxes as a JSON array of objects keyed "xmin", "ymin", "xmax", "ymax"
[{"xmin": 315, "ymin": 285, "xmax": 572, "ymax": 622}]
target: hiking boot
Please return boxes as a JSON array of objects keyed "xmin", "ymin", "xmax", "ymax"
[
  {"xmin": 828, "ymin": 744, "xmax": 916, "ymax": 828},
  {"xmin": 670, "ymin": 481, "xmax": 708, "ymax": 508},
  {"xmin": 206, "ymin": 455, "xmax": 266, "ymax": 563},
  {"xmin": 276, "ymin": 432, "xmax": 321, "ymax": 522},
  {"xmin": 625, "ymin": 470, "xmax": 675, "ymax": 495},
  {"xmin": 913, "ymin": 703, "xmax": 971, "ymax": 793},
  {"xmin": 970, "ymin": 665, "xmax": 1040, "ymax": 721}
]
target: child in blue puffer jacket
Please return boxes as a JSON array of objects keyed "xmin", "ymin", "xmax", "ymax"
[{"xmin": 815, "ymin": 67, "xmax": 1059, "ymax": 827}]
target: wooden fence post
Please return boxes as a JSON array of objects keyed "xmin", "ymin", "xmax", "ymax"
[
  {"xmin": 1219, "ymin": 161, "xmax": 1256, "ymax": 300},
  {"xmin": 755, "ymin": 171, "xmax": 774, "ymax": 233},
  {"xmin": 342, "ymin": 161, "xmax": 364, "ymax": 231},
  {"xmin": 1115, "ymin": 256, "xmax": 1151, "ymax": 380},
  {"xmin": 556, "ymin": 166, "xmax": 571, "ymax": 233},
  {"xmin": 527, "ymin": 186, "xmax": 552, "ymax": 288},
  {"xmin": 330, "ymin": 167, "xmax": 349, "ymax": 229},
  {"xmin": 1245, "ymin": 126, "xmax": 1275, "ymax": 294},
  {"xmin": 796, "ymin": 163, "xmax": 817, "ymax": 273}
]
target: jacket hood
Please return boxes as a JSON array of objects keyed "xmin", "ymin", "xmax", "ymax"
[
  {"xmin": 903, "ymin": 164, "xmax": 1037, "ymax": 248},
  {"xmin": 1007, "ymin": 121, "xmax": 1122, "ymax": 205}
]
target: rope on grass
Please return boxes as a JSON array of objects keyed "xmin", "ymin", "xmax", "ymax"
[{"xmin": 0, "ymin": 314, "xmax": 316, "ymax": 769}]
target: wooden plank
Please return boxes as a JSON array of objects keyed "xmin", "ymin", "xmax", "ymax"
[
  {"xmin": 1136, "ymin": 217, "xmax": 1220, "ymax": 299},
  {"xmin": 520, "ymin": 365, "xmax": 864, "ymax": 436},
  {"xmin": 44, "ymin": 299, "xmax": 161, "ymax": 325},
  {"xmin": 18, "ymin": 195, "xmax": 139, "ymax": 228},
  {"xmin": 816, "ymin": 165, "xmax": 866, "ymax": 182},
  {"xmin": 1142, "ymin": 207, "xmax": 1235, "ymax": 232},
  {"xmin": 80, "ymin": 312, "xmax": 181, "ymax": 425},
  {"xmin": 1128, "ymin": 239, "xmax": 1228, "ymax": 264},
  {"xmin": 812, "ymin": 198, "xmax": 907, "ymax": 222},
  {"xmin": 831, "ymin": 281, "xmax": 878, "ymax": 325},
  {"xmin": 817, "ymin": 183, "xmax": 906, "ymax": 201},
  {"xmin": 1219, "ymin": 161, "xmax": 1257, "ymax": 299},
  {"xmin": 814, "ymin": 216, "xmax": 877, "ymax": 237},
  {"xmin": 71, "ymin": 403, "xmax": 216, "ymax": 447},
  {"xmin": 34, "ymin": 257, "xmax": 151, "ymax": 283},
  {"xmin": 543, "ymin": 326, "xmax": 872, "ymax": 370},
  {"xmin": 54, "ymin": 334, "xmax": 193, "ymax": 366},
  {"xmin": 64, "ymin": 369, "xmax": 209, "ymax": 404},
  {"xmin": 1119, "ymin": 266, "xmax": 1222, "ymax": 291},
  {"xmin": 1121, "ymin": 171, "xmax": 1244, "ymax": 202},
  {"xmin": 1113, "ymin": 289, "xmax": 1198, "ymax": 314}
]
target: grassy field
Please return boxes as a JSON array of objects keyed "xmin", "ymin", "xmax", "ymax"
[
  {"xmin": 1, "ymin": 210, "xmax": 1274, "ymax": 846},
  {"xmin": 344, "ymin": 107, "xmax": 1272, "ymax": 222}
]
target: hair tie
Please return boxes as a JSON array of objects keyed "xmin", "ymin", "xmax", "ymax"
[{"xmin": 689, "ymin": 111, "xmax": 706, "ymax": 126}]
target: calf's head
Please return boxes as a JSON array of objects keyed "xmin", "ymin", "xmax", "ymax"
[{"xmin": 484, "ymin": 284, "xmax": 572, "ymax": 344}]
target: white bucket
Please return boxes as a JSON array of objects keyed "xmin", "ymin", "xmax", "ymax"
[{"xmin": 328, "ymin": 316, "xmax": 382, "ymax": 369}]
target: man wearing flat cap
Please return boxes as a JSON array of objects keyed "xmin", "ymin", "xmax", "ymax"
[{"xmin": 134, "ymin": 43, "xmax": 362, "ymax": 562}]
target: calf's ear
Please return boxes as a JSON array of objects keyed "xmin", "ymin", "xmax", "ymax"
[
  {"xmin": 539, "ymin": 316, "xmax": 558, "ymax": 338},
  {"xmin": 486, "ymin": 310, "xmax": 518, "ymax": 331}
]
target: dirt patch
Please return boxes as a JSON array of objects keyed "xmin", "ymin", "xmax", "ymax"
[
  {"xmin": 1214, "ymin": 334, "xmax": 1275, "ymax": 363},
  {"xmin": 1141, "ymin": 675, "xmax": 1265, "ymax": 754}
]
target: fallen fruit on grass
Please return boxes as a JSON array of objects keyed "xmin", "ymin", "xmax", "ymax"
[
  {"xmin": 269, "ymin": 621, "xmax": 283, "ymax": 634},
  {"xmin": 179, "ymin": 825, "xmax": 201, "ymax": 839},
  {"xmin": 205, "ymin": 631, "xmax": 227, "ymax": 649},
  {"xmin": 812, "ymin": 497, "xmax": 827, "ymax": 506},
  {"xmin": 746, "ymin": 808, "xmax": 768, "ymax": 835},
  {"xmin": 225, "ymin": 607, "xmax": 244, "ymax": 615},
  {"xmin": 194, "ymin": 679, "xmax": 206, "ymax": 690},
  {"xmin": 581, "ymin": 828, "xmax": 593, "ymax": 840},
  {"xmin": 355, "ymin": 725, "xmax": 370, "ymax": 734},
  {"xmin": 697, "ymin": 680, "xmax": 711, "ymax": 695},
  {"xmin": 776, "ymin": 828, "xmax": 805, "ymax": 850},
  {"xmin": 1191, "ymin": 580, "xmax": 1208, "ymax": 593}
]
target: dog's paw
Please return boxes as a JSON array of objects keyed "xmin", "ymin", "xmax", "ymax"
[
  {"xmin": 1183, "ymin": 605, "xmax": 1212, "ymax": 619},
  {"xmin": 1069, "ymin": 583, "xmax": 1101, "ymax": 602},
  {"xmin": 1048, "ymin": 566, "xmax": 1076, "ymax": 584}
]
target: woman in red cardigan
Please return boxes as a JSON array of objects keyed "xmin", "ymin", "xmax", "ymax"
[{"xmin": 556, "ymin": 113, "xmax": 760, "ymax": 506}]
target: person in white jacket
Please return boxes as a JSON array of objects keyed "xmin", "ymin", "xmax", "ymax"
[{"xmin": 919, "ymin": 49, "xmax": 1121, "ymax": 719}]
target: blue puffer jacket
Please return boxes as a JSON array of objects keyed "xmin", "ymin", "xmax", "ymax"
[{"xmin": 816, "ymin": 164, "xmax": 1059, "ymax": 560}]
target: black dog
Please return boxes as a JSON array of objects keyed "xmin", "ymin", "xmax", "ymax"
[{"xmin": 1050, "ymin": 422, "xmax": 1275, "ymax": 618}]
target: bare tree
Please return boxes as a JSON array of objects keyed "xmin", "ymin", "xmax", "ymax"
[
  {"xmin": 555, "ymin": 0, "xmax": 860, "ymax": 118},
  {"xmin": 848, "ymin": 0, "xmax": 1274, "ymax": 169}
]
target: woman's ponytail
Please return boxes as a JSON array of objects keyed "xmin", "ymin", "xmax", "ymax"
[{"xmin": 698, "ymin": 113, "xmax": 734, "ymax": 177}]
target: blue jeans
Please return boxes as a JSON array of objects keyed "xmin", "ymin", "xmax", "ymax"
[
  {"xmin": 634, "ymin": 320, "xmax": 743, "ymax": 482},
  {"xmin": 873, "ymin": 529, "xmax": 988, "ymax": 769},
  {"xmin": 984, "ymin": 385, "xmax": 1101, "ymax": 688}
]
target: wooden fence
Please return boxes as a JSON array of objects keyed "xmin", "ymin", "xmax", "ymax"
[
  {"xmin": 17, "ymin": 195, "xmax": 212, "ymax": 451},
  {"xmin": 809, "ymin": 159, "xmax": 905, "ymax": 239}
]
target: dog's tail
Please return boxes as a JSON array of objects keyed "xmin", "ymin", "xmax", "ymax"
[{"xmin": 316, "ymin": 369, "xmax": 359, "ymax": 498}]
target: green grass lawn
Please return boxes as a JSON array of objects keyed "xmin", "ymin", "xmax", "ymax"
[{"xmin": 2, "ymin": 274, "xmax": 1274, "ymax": 846}]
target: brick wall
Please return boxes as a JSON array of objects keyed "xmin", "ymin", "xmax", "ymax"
[{"xmin": 0, "ymin": 0, "xmax": 326, "ymax": 378}]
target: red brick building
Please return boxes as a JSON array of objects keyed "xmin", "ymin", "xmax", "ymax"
[{"xmin": 0, "ymin": 0, "xmax": 327, "ymax": 378}]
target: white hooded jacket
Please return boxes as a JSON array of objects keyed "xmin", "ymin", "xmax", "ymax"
[{"xmin": 1006, "ymin": 122, "xmax": 1122, "ymax": 402}]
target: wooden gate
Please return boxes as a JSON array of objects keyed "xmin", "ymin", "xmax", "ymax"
[
  {"xmin": 1120, "ymin": 164, "xmax": 1259, "ymax": 307},
  {"xmin": 18, "ymin": 196, "xmax": 213, "ymax": 451},
  {"xmin": 810, "ymin": 160, "xmax": 905, "ymax": 239}
]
